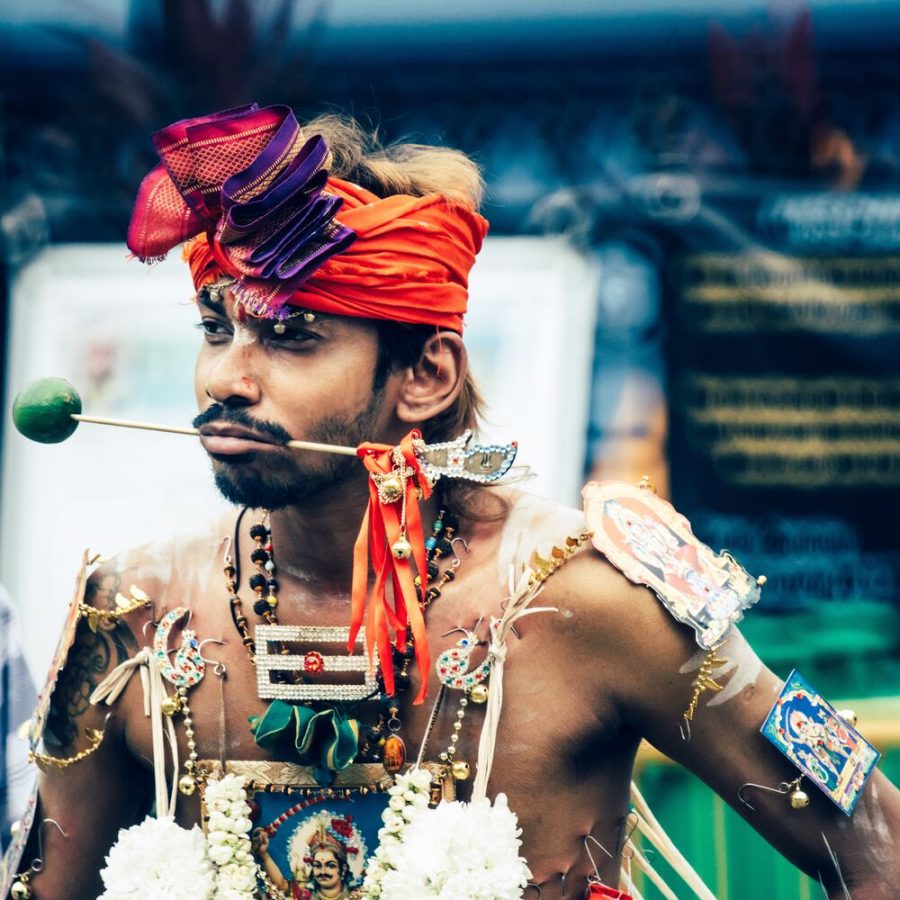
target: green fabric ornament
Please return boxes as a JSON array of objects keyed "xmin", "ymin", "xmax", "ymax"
[{"xmin": 249, "ymin": 701, "xmax": 360, "ymax": 784}]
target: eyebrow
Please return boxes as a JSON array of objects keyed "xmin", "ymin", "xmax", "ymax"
[{"xmin": 197, "ymin": 295, "xmax": 226, "ymax": 315}]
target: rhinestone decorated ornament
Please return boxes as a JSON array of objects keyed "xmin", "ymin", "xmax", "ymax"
[
  {"xmin": 154, "ymin": 607, "xmax": 205, "ymax": 689},
  {"xmin": 437, "ymin": 623, "xmax": 498, "ymax": 691},
  {"xmin": 414, "ymin": 430, "xmax": 517, "ymax": 486}
]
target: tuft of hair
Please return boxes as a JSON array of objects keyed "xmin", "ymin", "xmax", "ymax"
[{"xmin": 305, "ymin": 114, "xmax": 484, "ymax": 209}]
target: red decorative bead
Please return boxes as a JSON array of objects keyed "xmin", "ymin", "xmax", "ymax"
[{"xmin": 304, "ymin": 651, "xmax": 325, "ymax": 674}]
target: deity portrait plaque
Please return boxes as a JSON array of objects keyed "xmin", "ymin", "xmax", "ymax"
[
  {"xmin": 583, "ymin": 481, "xmax": 761, "ymax": 649},
  {"xmin": 761, "ymin": 671, "xmax": 880, "ymax": 816},
  {"xmin": 200, "ymin": 760, "xmax": 452, "ymax": 897}
]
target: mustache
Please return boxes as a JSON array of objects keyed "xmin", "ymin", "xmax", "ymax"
[{"xmin": 192, "ymin": 404, "xmax": 294, "ymax": 444}]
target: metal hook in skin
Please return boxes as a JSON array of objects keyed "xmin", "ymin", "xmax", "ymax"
[
  {"xmin": 450, "ymin": 536, "xmax": 470, "ymax": 567},
  {"xmin": 440, "ymin": 618, "xmax": 485, "ymax": 643},
  {"xmin": 142, "ymin": 617, "xmax": 160, "ymax": 639},
  {"xmin": 523, "ymin": 884, "xmax": 543, "ymax": 899},
  {"xmin": 440, "ymin": 625, "xmax": 469, "ymax": 639},
  {"xmin": 222, "ymin": 535, "xmax": 233, "ymax": 566},
  {"xmin": 198, "ymin": 638, "xmax": 228, "ymax": 676},
  {"xmin": 616, "ymin": 811, "xmax": 640, "ymax": 859},
  {"xmin": 737, "ymin": 779, "xmax": 795, "ymax": 812},
  {"xmin": 29, "ymin": 818, "xmax": 70, "ymax": 873},
  {"xmin": 584, "ymin": 833, "xmax": 614, "ymax": 881},
  {"xmin": 198, "ymin": 637, "xmax": 225, "ymax": 657}
]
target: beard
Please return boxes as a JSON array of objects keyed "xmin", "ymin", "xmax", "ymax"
[{"xmin": 192, "ymin": 393, "xmax": 384, "ymax": 510}]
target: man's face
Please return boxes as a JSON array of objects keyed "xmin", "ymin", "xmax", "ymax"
[
  {"xmin": 193, "ymin": 292, "xmax": 397, "ymax": 509},
  {"xmin": 311, "ymin": 850, "xmax": 341, "ymax": 889}
]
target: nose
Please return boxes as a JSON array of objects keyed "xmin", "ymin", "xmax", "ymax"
[{"xmin": 204, "ymin": 338, "xmax": 262, "ymax": 406}]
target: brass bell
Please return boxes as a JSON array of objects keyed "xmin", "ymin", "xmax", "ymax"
[
  {"xmin": 11, "ymin": 879, "xmax": 32, "ymax": 899},
  {"xmin": 470, "ymin": 684, "xmax": 489, "ymax": 704},
  {"xmin": 391, "ymin": 538, "xmax": 412, "ymax": 560},
  {"xmin": 756, "ymin": 575, "xmax": 767, "ymax": 586},
  {"xmin": 178, "ymin": 774, "xmax": 197, "ymax": 796},
  {"xmin": 161, "ymin": 695, "xmax": 182, "ymax": 717},
  {"xmin": 379, "ymin": 475, "xmax": 404, "ymax": 504},
  {"xmin": 790, "ymin": 788, "xmax": 810, "ymax": 809},
  {"xmin": 837, "ymin": 708, "xmax": 858, "ymax": 727},
  {"xmin": 451, "ymin": 760, "xmax": 470, "ymax": 780},
  {"xmin": 10, "ymin": 819, "xmax": 21, "ymax": 837}
]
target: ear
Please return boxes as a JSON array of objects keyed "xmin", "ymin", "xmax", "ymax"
[{"xmin": 395, "ymin": 331, "xmax": 467, "ymax": 424}]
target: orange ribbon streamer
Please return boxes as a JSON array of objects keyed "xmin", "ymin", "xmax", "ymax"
[{"xmin": 350, "ymin": 430, "xmax": 433, "ymax": 704}]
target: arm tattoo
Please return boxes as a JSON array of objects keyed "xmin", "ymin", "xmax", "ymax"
[{"xmin": 45, "ymin": 570, "xmax": 140, "ymax": 749}]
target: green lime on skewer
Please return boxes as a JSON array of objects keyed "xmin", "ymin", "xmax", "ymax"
[{"xmin": 12, "ymin": 377, "xmax": 82, "ymax": 443}]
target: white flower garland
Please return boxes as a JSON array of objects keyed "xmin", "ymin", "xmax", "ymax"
[
  {"xmin": 204, "ymin": 773, "xmax": 257, "ymax": 899},
  {"xmin": 99, "ymin": 768, "xmax": 530, "ymax": 900},
  {"xmin": 362, "ymin": 767, "xmax": 531, "ymax": 900},
  {"xmin": 98, "ymin": 815, "xmax": 215, "ymax": 899},
  {"xmin": 98, "ymin": 775, "xmax": 256, "ymax": 900}
]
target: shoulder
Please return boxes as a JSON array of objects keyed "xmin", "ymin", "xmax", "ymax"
[
  {"xmin": 83, "ymin": 510, "xmax": 237, "ymax": 616},
  {"xmin": 44, "ymin": 511, "xmax": 237, "ymax": 748},
  {"xmin": 497, "ymin": 484, "xmax": 697, "ymax": 647},
  {"xmin": 540, "ymin": 533, "xmax": 658, "ymax": 629},
  {"xmin": 486, "ymin": 488, "xmax": 587, "ymax": 572}
]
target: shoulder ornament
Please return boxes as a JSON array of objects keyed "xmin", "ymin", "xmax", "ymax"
[{"xmin": 583, "ymin": 479, "xmax": 765, "ymax": 650}]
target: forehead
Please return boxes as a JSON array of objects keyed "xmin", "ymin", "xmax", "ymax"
[{"xmin": 198, "ymin": 291, "xmax": 373, "ymax": 337}]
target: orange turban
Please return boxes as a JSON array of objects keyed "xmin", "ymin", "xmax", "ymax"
[{"xmin": 184, "ymin": 177, "xmax": 487, "ymax": 333}]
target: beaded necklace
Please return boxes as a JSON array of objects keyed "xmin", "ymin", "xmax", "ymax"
[
  {"xmin": 224, "ymin": 504, "xmax": 463, "ymax": 774},
  {"xmin": 225, "ymin": 507, "xmax": 460, "ymax": 659}
]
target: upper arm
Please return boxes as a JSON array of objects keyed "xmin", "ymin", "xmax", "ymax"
[
  {"xmin": 566, "ymin": 552, "xmax": 900, "ymax": 897},
  {"xmin": 27, "ymin": 565, "xmax": 153, "ymax": 899}
]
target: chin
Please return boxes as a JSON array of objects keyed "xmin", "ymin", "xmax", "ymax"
[
  {"xmin": 212, "ymin": 469, "xmax": 294, "ymax": 510},
  {"xmin": 211, "ymin": 458, "xmax": 354, "ymax": 509}
]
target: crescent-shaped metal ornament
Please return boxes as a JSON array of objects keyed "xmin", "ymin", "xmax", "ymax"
[{"xmin": 153, "ymin": 607, "xmax": 205, "ymax": 689}]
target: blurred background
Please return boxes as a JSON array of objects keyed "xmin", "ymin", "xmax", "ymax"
[{"xmin": 1, "ymin": 1, "xmax": 899, "ymax": 896}]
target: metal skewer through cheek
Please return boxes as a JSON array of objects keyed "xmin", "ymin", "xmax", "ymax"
[
  {"xmin": 70, "ymin": 413, "xmax": 359, "ymax": 456},
  {"xmin": 12, "ymin": 378, "xmax": 519, "ymax": 478}
]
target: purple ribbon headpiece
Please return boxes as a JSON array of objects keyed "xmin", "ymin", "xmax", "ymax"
[{"xmin": 127, "ymin": 103, "xmax": 356, "ymax": 314}]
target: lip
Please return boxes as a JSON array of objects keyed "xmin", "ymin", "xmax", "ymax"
[{"xmin": 198, "ymin": 425, "xmax": 283, "ymax": 456}]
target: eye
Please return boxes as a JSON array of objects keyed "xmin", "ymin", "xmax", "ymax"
[
  {"xmin": 195, "ymin": 318, "xmax": 232, "ymax": 344},
  {"xmin": 268, "ymin": 325, "xmax": 320, "ymax": 348}
]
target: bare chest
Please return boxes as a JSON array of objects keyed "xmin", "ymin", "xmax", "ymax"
[{"xmin": 119, "ymin": 554, "xmax": 636, "ymax": 898}]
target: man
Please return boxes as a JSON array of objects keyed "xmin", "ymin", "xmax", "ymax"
[
  {"xmin": 255, "ymin": 823, "xmax": 361, "ymax": 899},
  {"xmin": 15, "ymin": 104, "xmax": 900, "ymax": 898}
]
